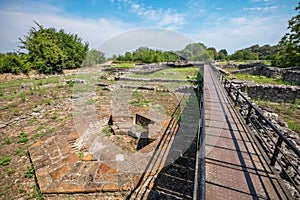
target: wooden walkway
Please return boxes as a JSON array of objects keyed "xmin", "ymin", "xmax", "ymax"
[{"xmin": 204, "ymin": 65, "xmax": 290, "ymax": 199}]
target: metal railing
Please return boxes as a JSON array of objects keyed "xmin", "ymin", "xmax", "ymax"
[
  {"xmin": 193, "ymin": 74, "xmax": 206, "ymax": 200},
  {"xmin": 211, "ymin": 64, "xmax": 300, "ymax": 197}
]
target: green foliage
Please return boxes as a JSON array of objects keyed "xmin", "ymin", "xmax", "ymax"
[
  {"xmin": 177, "ymin": 43, "xmax": 211, "ymax": 61},
  {"xmin": 78, "ymin": 151, "xmax": 84, "ymax": 160},
  {"xmin": 85, "ymin": 99, "xmax": 95, "ymax": 105},
  {"xmin": 0, "ymin": 53, "xmax": 30, "ymax": 74},
  {"xmin": 288, "ymin": 120, "xmax": 300, "ymax": 133},
  {"xmin": 232, "ymin": 73, "xmax": 293, "ymax": 85},
  {"xmin": 272, "ymin": 3, "xmax": 300, "ymax": 67},
  {"xmin": 25, "ymin": 166, "xmax": 35, "ymax": 178},
  {"xmin": 102, "ymin": 126, "xmax": 113, "ymax": 136},
  {"xmin": 3, "ymin": 137, "xmax": 12, "ymax": 145},
  {"xmin": 82, "ymin": 49, "xmax": 105, "ymax": 67},
  {"xmin": 0, "ymin": 156, "xmax": 12, "ymax": 166},
  {"xmin": 19, "ymin": 22, "xmax": 88, "ymax": 74},
  {"xmin": 7, "ymin": 168, "xmax": 15, "ymax": 176},
  {"xmin": 18, "ymin": 132, "xmax": 29, "ymax": 143},
  {"xmin": 115, "ymin": 47, "xmax": 179, "ymax": 63},
  {"xmin": 114, "ymin": 63, "xmax": 135, "ymax": 68},
  {"xmin": 230, "ymin": 49, "xmax": 257, "ymax": 61}
]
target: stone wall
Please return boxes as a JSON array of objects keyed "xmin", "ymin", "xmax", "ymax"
[
  {"xmin": 282, "ymin": 70, "xmax": 300, "ymax": 85},
  {"xmin": 238, "ymin": 83, "xmax": 300, "ymax": 103},
  {"xmin": 230, "ymin": 63, "xmax": 300, "ymax": 86}
]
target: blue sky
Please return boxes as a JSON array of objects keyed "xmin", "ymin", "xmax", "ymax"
[{"xmin": 0, "ymin": 0, "xmax": 298, "ymax": 54}]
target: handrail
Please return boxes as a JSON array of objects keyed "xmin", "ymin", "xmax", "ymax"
[
  {"xmin": 193, "ymin": 74, "xmax": 206, "ymax": 200},
  {"xmin": 210, "ymin": 64, "xmax": 300, "ymax": 196}
]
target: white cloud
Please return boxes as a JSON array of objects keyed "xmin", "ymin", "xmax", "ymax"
[
  {"xmin": 128, "ymin": 1, "xmax": 186, "ymax": 29},
  {"xmin": 244, "ymin": 6, "xmax": 279, "ymax": 11},
  {"xmin": 0, "ymin": 2, "xmax": 132, "ymax": 53}
]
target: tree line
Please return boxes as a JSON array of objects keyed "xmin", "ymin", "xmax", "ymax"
[
  {"xmin": 0, "ymin": 2, "xmax": 299, "ymax": 74},
  {"xmin": 0, "ymin": 22, "xmax": 105, "ymax": 74}
]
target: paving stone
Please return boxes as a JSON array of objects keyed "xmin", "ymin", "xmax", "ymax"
[
  {"xmin": 49, "ymin": 164, "xmax": 71, "ymax": 180},
  {"xmin": 62, "ymin": 152, "xmax": 80, "ymax": 163}
]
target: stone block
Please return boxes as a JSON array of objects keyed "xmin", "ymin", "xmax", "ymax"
[
  {"xmin": 62, "ymin": 152, "xmax": 80, "ymax": 163},
  {"xmin": 50, "ymin": 164, "xmax": 71, "ymax": 180}
]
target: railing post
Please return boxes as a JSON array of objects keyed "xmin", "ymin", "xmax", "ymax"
[
  {"xmin": 246, "ymin": 105, "xmax": 252, "ymax": 124},
  {"xmin": 228, "ymin": 83, "xmax": 234, "ymax": 98},
  {"xmin": 270, "ymin": 137, "xmax": 283, "ymax": 166},
  {"xmin": 235, "ymin": 92, "xmax": 239, "ymax": 106}
]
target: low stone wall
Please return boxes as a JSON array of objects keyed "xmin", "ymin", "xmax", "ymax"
[
  {"xmin": 238, "ymin": 83, "xmax": 300, "ymax": 103},
  {"xmin": 282, "ymin": 70, "xmax": 300, "ymax": 85},
  {"xmin": 230, "ymin": 63, "xmax": 300, "ymax": 86}
]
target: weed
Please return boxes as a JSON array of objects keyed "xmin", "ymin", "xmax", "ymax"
[
  {"xmin": 78, "ymin": 151, "xmax": 84, "ymax": 160},
  {"xmin": 29, "ymin": 117, "xmax": 37, "ymax": 124},
  {"xmin": 15, "ymin": 148, "xmax": 24, "ymax": 156},
  {"xmin": 0, "ymin": 156, "xmax": 12, "ymax": 166},
  {"xmin": 12, "ymin": 108, "xmax": 18, "ymax": 114},
  {"xmin": 18, "ymin": 137, "xmax": 29, "ymax": 143},
  {"xmin": 38, "ymin": 88, "xmax": 46, "ymax": 96},
  {"xmin": 85, "ymin": 99, "xmax": 95, "ymax": 105},
  {"xmin": 46, "ymin": 98, "xmax": 51, "ymax": 105},
  {"xmin": 3, "ymin": 104, "xmax": 9, "ymax": 110},
  {"xmin": 67, "ymin": 80, "xmax": 75, "ymax": 87},
  {"xmin": 29, "ymin": 87, "xmax": 34, "ymax": 95},
  {"xmin": 18, "ymin": 132, "xmax": 29, "ymax": 143},
  {"xmin": 7, "ymin": 168, "xmax": 15, "ymax": 176},
  {"xmin": 36, "ymin": 125, "xmax": 44, "ymax": 132},
  {"xmin": 19, "ymin": 92, "xmax": 26, "ymax": 102},
  {"xmin": 0, "ymin": 89, "xmax": 3, "ymax": 97},
  {"xmin": 19, "ymin": 188, "xmax": 25, "ymax": 194},
  {"xmin": 52, "ymin": 112, "xmax": 58, "ymax": 120},
  {"xmin": 3, "ymin": 137, "xmax": 12, "ymax": 145},
  {"xmin": 103, "ymin": 126, "xmax": 113, "ymax": 136},
  {"xmin": 288, "ymin": 120, "xmax": 300, "ymax": 133},
  {"xmin": 25, "ymin": 166, "xmax": 35, "ymax": 178}
]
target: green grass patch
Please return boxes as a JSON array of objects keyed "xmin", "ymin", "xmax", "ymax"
[
  {"xmin": 287, "ymin": 120, "xmax": 300, "ymax": 133},
  {"xmin": 232, "ymin": 73, "xmax": 294, "ymax": 85},
  {"xmin": 84, "ymin": 99, "xmax": 95, "ymax": 105},
  {"xmin": 113, "ymin": 63, "xmax": 135, "ymax": 68},
  {"xmin": 128, "ymin": 67, "xmax": 198, "ymax": 80},
  {"xmin": 102, "ymin": 126, "xmax": 113, "ymax": 136},
  {"xmin": 25, "ymin": 166, "xmax": 35, "ymax": 178},
  {"xmin": 18, "ymin": 132, "xmax": 29, "ymax": 143},
  {"xmin": 0, "ymin": 156, "xmax": 12, "ymax": 166}
]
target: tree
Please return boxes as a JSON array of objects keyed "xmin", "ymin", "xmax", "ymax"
[
  {"xmin": 82, "ymin": 49, "xmax": 105, "ymax": 67},
  {"xmin": 230, "ymin": 49, "xmax": 256, "ymax": 61},
  {"xmin": 207, "ymin": 47, "xmax": 218, "ymax": 60},
  {"xmin": 272, "ymin": 2, "xmax": 300, "ymax": 67},
  {"xmin": 20, "ymin": 22, "xmax": 88, "ymax": 73}
]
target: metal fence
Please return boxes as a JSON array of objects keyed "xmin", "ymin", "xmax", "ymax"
[{"xmin": 193, "ymin": 74, "xmax": 206, "ymax": 200}]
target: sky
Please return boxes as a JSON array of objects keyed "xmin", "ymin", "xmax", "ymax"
[{"xmin": 0, "ymin": 0, "xmax": 298, "ymax": 55}]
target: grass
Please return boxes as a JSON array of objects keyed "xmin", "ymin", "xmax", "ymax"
[
  {"xmin": 78, "ymin": 151, "xmax": 84, "ymax": 160},
  {"xmin": 24, "ymin": 166, "xmax": 35, "ymax": 178},
  {"xmin": 84, "ymin": 99, "xmax": 95, "ymax": 105},
  {"xmin": 231, "ymin": 73, "xmax": 294, "ymax": 85},
  {"xmin": 18, "ymin": 132, "xmax": 29, "ymax": 143},
  {"xmin": 253, "ymin": 99, "xmax": 300, "ymax": 135},
  {"xmin": 3, "ymin": 137, "xmax": 12, "ymax": 145},
  {"xmin": 102, "ymin": 125, "xmax": 113, "ymax": 136},
  {"xmin": 113, "ymin": 63, "xmax": 135, "ymax": 68},
  {"xmin": 0, "ymin": 156, "xmax": 12, "ymax": 166},
  {"xmin": 128, "ymin": 67, "xmax": 199, "ymax": 80}
]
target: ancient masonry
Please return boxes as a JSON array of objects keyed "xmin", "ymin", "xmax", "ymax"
[{"xmin": 29, "ymin": 64, "xmax": 199, "ymax": 197}]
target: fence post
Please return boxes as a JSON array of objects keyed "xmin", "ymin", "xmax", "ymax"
[
  {"xmin": 270, "ymin": 137, "xmax": 283, "ymax": 166},
  {"xmin": 246, "ymin": 105, "xmax": 252, "ymax": 124},
  {"xmin": 235, "ymin": 92, "xmax": 239, "ymax": 106}
]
